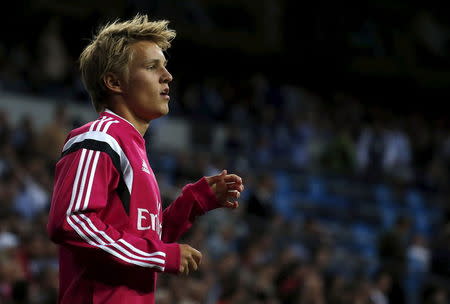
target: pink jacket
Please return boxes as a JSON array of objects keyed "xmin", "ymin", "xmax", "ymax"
[{"xmin": 47, "ymin": 110, "xmax": 219, "ymax": 303}]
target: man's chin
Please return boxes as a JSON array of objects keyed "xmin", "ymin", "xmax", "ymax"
[
  {"xmin": 159, "ymin": 105, "xmax": 169, "ymax": 116},
  {"xmin": 147, "ymin": 107, "xmax": 169, "ymax": 121}
]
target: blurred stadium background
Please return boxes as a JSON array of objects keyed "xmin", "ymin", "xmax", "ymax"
[{"xmin": 0, "ymin": 1, "xmax": 449, "ymax": 303}]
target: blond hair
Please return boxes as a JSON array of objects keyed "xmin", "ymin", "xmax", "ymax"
[{"xmin": 79, "ymin": 14, "xmax": 176, "ymax": 112}]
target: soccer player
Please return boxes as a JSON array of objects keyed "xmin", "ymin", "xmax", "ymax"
[{"xmin": 47, "ymin": 14, "xmax": 244, "ymax": 304}]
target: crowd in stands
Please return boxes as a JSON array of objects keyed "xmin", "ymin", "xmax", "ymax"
[{"xmin": 0, "ymin": 71, "xmax": 449, "ymax": 303}]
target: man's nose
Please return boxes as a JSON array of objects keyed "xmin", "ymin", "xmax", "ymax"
[{"xmin": 161, "ymin": 68, "xmax": 173, "ymax": 83}]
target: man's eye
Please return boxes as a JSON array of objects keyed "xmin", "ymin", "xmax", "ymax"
[{"xmin": 147, "ymin": 65, "xmax": 155, "ymax": 69}]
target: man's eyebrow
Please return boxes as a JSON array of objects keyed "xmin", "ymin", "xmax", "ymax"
[{"xmin": 145, "ymin": 59, "xmax": 168, "ymax": 66}]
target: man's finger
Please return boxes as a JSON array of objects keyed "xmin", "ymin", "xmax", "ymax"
[
  {"xmin": 187, "ymin": 256, "xmax": 198, "ymax": 272},
  {"xmin": 224, "ymin": 201, "xmax": 239, "ymax": 209},
  {"xmin": 227, "ymin": 190, "xmax": 240, "ymax": 199},
  {"xmin": 180, "ymin": 261, "xmax": 188, "ymax": 274},
  {"xmin": 224, "ymin": 174, "xmax": 242, "ymax": 184},
  {"xmin": 227, "ymin": 183, "xmax": 244, "ymax": 192},
  {"xmin": 191, "ymin": 248, "xmax": 203, "ymax": 265},
  {"xmin": 206, "ymin": 170, "xmax": 227, "ymax": 186},
  {"xmin": 184, "ymin": 259, "xmax": 190, "ymax": 275}
]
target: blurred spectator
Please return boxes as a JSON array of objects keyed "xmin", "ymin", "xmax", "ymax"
[
  {"xmin": 10, "ymin": 115, "xmax": 36, "ymax": 160},
  {"xmin": 35, "ymin": 17, "xmax": 70, "ymax": 97},
  {"xmin": 355, "ymin": 120, "xmax": 388, "ymax": 180},
  {"xmin": 298, "ymin": 267, "xmax": 326, "ymax": 304},
  {"xmin": 424, "ymin": 284, "xmax": 449, "ymax": 304},
  {"xmin": 378, "ymin": 216, "xmax": 412, "ymax": 303},
  {"xmin": 352, "ymin": 279, "xmax": 372, "ymax": 304},
  {"xmin": 37, "ymin": 105, "xmax": 70, "ymax": 162},
  {"xmin": 13, "ymin": 172, "xmax": 49, "ymax": 220},
  {"xmin": 320, "ymin": 125, "xmax": 356, "ymax": 174},
  {"xmin": 245, "ymin": 173, "xmax": 276, "ymax": 221},
  {"xmin": 299, "ymin": 218, "xmax": 331, "ymax": 253},
  {"xmin": 383, "ymin": 120, "xmax": 412, "ymax": 182},
  {"xmin": 405, "ymin": 234, "xmax": 431, "ymax": 304},
  {"xmin": 205, "ymin": 223, "xmax": 237, "ymax": 261},
  {"xmin": 0, "ymin": 111, "xmax": 11, "ymax": 149},
  {"xmin": 430, "ymin": 221, "xmax": 450, "ymax": 278},
  {"xmin": 370, "ymin": 270, "xmax": 392, "ymax": 304},
  {"xmin": 275, "ymin": 261, "xmax": 305, "ymax": 304}
]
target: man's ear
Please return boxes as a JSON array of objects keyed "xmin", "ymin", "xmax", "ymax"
[{"xmin": 103, "ymin": 72, "xmax": 123, "ymax": 94}]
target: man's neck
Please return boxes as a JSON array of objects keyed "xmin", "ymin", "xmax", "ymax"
[{"xmin": 105, "ymin": 106, "xmax": 149, "ymax": 137}]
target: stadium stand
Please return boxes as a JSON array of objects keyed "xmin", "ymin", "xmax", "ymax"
[{"xmin": 0, "ymin": 1, "xmax": 449, "ymax": 303}]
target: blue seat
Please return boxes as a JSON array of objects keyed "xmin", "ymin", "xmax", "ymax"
[
  {"xmin": 323, "ymin": 195, "xmax": 350, "ymax": 209},
  {"xmin": 274, "ymin": 191, "xmax": 296, "ymax": 220},
  {"xmin": 352, "ymin": 222, "xmax": 376, "ymax": 246},
  {"xmin": 274, "ymin": 171, "xmax": 292, "ymax": 194},
  {"xmin": 412, "ymin": 210, "xmax": 430, "ymax": 236},
  {"xmin": 378, "ymin": 204, "xmax": 397, "ymax": 229},
  {"xmin": 374, "ymin": 184, "xmax": 393, "ymax": 204},
  {"xmin": 307, "ymin": 176, "xmax": 327, "ymax": 201},
  {"xmin": 404, "ymin": 189, "xmax": 425, "ymax": 210}
]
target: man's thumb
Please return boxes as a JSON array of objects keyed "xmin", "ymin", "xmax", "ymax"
[{"xmin": 207, "ymin": 170, "xmax": 227, "ymax": 185}]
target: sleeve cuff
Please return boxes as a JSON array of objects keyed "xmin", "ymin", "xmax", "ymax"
[
  {"xmin": 162, "ymin": 243, "xmax": 180, "ymax": 274},
  {"xmin": 182, "ymin": 177, "xmax": 220, "ymax": 213}
]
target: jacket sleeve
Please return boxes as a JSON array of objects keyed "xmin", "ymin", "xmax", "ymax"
[
  {"xmin": 47, "ymin": 148, "xmax": 180, "ymax": 274},
  {"xmin": 161, "ymin": 177, "xmax": 220, "ymax": 243}
]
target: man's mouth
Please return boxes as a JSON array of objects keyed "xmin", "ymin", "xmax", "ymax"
[{"xmin": 160, "ymin": 88, "xmax": 170, "ymax": 99}]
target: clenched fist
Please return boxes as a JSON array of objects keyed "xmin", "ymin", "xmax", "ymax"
[{"xmin": 179, "ymin": 244, "xmax": 202, "ymax": 275}]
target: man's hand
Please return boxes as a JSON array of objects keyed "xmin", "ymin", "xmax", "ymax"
[
  {"xmin": 179, "ymin": 244, "xmax": 202, "ymax": 275},
  {"xmin": 205, "ymin": 170, "xmax": 244, "ymax": 209}
]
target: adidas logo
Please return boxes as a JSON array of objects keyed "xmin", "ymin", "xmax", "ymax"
[{"xmin": 141, "ymin": 159, "xmax": 151, "ymax": 174}]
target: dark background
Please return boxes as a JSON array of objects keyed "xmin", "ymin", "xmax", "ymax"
[{"xmin": 1, "ymin": 0, "xmax": 449, "ymax": 117}]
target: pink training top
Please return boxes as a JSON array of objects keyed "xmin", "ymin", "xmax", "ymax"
[{"xmin": 47, "ymin": 109, "xmax": 220, "ymax": 304}]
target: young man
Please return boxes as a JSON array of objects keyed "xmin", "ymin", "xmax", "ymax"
[{"xmin": 47, "ymin": 14, "xmax": 244, "ymax": 304}]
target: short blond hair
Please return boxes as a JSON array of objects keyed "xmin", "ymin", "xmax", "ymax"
[{"xmin": 79, "ymin": 14, "xmax": 176, "ymax": 112}]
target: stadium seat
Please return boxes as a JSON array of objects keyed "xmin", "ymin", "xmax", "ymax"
[
  {"xmin": 274, "ymin": 170, "xmax": 292, "ymax": 194},
  {"xmin": 404, "ymin": 188, "xmax": 425, "ymax": 210},
  {"xmin": 378, "ymin": 204, "xmax": 397, "ymax": 229},
  {"xmin": 373, "ymin": 184, "xmax": 393, "ymax": 204},
  {"xmin": 308, "ymin": 176, "xmax": 326, "ymax": 199}
]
